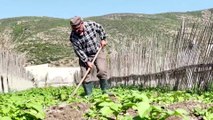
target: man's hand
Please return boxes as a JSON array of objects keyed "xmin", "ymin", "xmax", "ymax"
[
  {"xmin": 101, "ymin": 40, "xmax": 107, "ymax": 47},
  {"xmin": 87, "ymin": 61, "xmax": 93, "ymax": 69}
]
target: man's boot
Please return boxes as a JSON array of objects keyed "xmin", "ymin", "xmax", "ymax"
[
  {"xmin": 100, "ymin": 79, "xmax": 114, "ymax": 95},
  {"xmin": 82, "ymin": 82, "xmax": 93, "ymax": 96}
]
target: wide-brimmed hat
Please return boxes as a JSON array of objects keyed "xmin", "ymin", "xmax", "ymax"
[{"xmin": 70, "ymin": 16, "xmax": 83, "ymax": 26}]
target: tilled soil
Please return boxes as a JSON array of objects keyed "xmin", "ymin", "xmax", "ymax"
[
  {"xmin": 45, "ymin": 101, "xmax": 212, "ymax": 120},
  {"xmin": 45, "ymin": 102, "xmax": 90, "ymax": 120},
  {"xmin": 166, "ymin": 101, "xmax": 213, "ymax": 120}
]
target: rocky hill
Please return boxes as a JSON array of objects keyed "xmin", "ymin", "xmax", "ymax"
[{"xmin": 0, "ymin": 9, "xmax": 211, "ymax": 66}]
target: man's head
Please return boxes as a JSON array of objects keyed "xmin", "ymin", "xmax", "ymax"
[{"xmin": 70, "ymin": 16, "xmax": 84, "ymax": 35}]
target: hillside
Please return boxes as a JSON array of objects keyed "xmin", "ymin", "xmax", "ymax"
[{"xmin": 0, "ymin": 9, "xmax": 210, "ymax": 66}]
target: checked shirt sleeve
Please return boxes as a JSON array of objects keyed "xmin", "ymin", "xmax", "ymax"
[
  {"xmin": 70, "ymin": 36, "xmax": 88, "ymax": 63},
  {"xmin": 93, "ymin": 22, "xmax": 107, "ymax": 40}
]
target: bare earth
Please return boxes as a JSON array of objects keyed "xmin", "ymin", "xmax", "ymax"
[
  {"xmin": 45, "ymin": 101, "xmax": 212, "ymax": 120},
  {"xmin": 45, "ymin": 102, "xmax": 90, "ymax": 120}
]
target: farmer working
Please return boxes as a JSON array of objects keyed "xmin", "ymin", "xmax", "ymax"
[{"xmin": 69, "ymin": 16, "xmax": 111, "ymax": 96}]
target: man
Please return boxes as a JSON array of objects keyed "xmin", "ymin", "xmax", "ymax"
[{"xmin": 69, "ymin": 16, "xmax": 110, "ymax": 96}]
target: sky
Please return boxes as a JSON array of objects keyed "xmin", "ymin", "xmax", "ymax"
[{"xmin": 0, "ymin": 0, "xmax": 213, "ymax": 19}]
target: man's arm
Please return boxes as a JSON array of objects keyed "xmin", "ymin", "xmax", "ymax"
[
  {"xmin": 72, "ymin": 41, "xmax": 94, "ymax": 68},
  {"xmin": 93, "ymin": 22, "xmax": 107, "ymax": 47},
  {"xmin": 93, "ymin": 22, "xmax": 107, "ymax": 41},
  {"xmin": 70, "ymin": 37, "xmax": 89, "ymax": 63}
]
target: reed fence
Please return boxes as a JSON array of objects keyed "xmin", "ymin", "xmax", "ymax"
[
  {"xmin": 106, "ymin": 16, "xmax": 213, "ymax": 90},
  {"xmin": 0, "ymin": 50, "xmax": 32, "ymax": 92}
]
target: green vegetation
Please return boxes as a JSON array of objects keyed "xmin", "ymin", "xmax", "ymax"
[
  {"xmin": 17, "ymin": 42, "xmax": 74, "ymax": 64},
  {"xmin": 0, "ymin": 86, "xmax": 75, "ymax": 120},
  {"xmin": 86, "ymin": 87, "xmax": 213, "ymax": 120},
  {"xmin": 0, "ymin": 86, "xmax": 212, "ymax": 120}
]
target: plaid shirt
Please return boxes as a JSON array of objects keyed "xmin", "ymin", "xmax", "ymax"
[{"xmin": 70, "ymin": 21, "xmax": 106, "ymax": 63}]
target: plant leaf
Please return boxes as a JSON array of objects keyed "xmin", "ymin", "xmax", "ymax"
[
  {"xmin": 136, "ymin": 102, "xmax": 151, "ymax": 118},
  {"xmin": 99, "ymin": 106, "xmax": 114, "ymax": 117}
]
